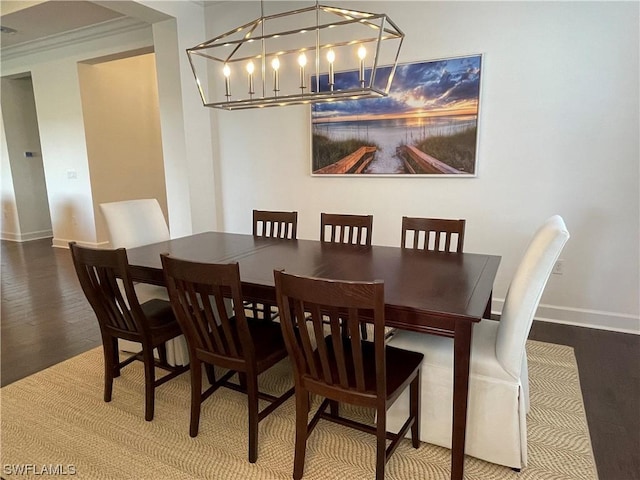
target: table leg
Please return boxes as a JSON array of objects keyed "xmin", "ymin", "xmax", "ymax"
[
  {"xmin": 451, "ymin": 319, "xmax": 473, "ymax": 480},
  {"xmin": 483, "ymin": 290, "xmax": 493, "ymax": 319}
]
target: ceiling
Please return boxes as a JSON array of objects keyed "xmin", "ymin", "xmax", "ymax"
[{"xmin": 0, "ymin": 1, "xmax": 126, "ymax": 49}]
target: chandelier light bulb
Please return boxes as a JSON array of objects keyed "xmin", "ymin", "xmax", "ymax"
[
  {"xmin": 223, "ymin": 64, "xmax": 231, "ymax": 99},
  {"xmin": 327, "ymin": 49, "xmax": 336, "ymax": 90},
  {"xmin": 246, "ymin": 61, "xmax": 255, "ymax": 96},
  {"xmin": 272, "ymin": 57, "xmax": 280, "ymax": 95},
  {"xmin": 358, "ymin": 46, "xmax": 367, "ymax": 87},
  {"xmin": 298, "ymin": 53, "xmax": 307, "ymax": 92},
  {"xmin": 358, "ymin": 45, "xmax": 367, "ymax": 60}
]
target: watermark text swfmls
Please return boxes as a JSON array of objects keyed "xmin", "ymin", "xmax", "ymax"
[{"xmin": 2, "ymin": 464, "xmax": 77, "ymax": 476}]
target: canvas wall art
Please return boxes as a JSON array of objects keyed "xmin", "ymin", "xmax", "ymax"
[{"xmin": 311, "ymin": 54, "xmax": 482, "ymax": 176}]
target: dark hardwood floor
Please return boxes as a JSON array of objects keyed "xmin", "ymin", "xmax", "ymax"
[
  {"xmin": 529, "ymin": 321, "xmax": 640, "ymax": 480},
  {"xmin": 1, "ymin": 238, "xmax": 638, "ymax": 479},
  {"xmin": 1, "ymin": 238, "xmax": 101, "ymax": 386}
]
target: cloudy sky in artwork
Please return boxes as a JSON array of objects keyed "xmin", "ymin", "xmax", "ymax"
[{"xmin": 312, "ymin": 55, "xmax": 481, "ymax": 120}]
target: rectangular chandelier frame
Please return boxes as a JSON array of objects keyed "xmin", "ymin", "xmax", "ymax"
[{"xmin": 187, "ymin": 2, "xmax": 404, "ymax": 110}]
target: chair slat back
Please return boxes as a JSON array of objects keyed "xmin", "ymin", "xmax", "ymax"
[
  {"xmin": 161, "ymin": 255, "xmax": 254, "ymax": 365},
  {"xmin": 320, "ymin": 213, "xmax": 373, "ymax": 246},
  {"xmin": 274, "ymin": 270, "xmax": 385, "ymax": 398},
  {"xmin": 401, "ymin": 216, "xmax": 465, "ymax": 253},
  {"xmin": 253, "ymin": 210, "xmax": 298, "ymax": 239},
  {"xmin": 69, "ymin": 242, "xmax": 143, "ymax": 335}
]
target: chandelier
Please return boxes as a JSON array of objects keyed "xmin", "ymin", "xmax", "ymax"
[{"xmin": 187, "ymin": 1, "xmax": 404, "ymax": 110}]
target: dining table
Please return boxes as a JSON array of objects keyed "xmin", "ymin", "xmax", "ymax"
[{"xmin": 126, "ymin": 231, "xmax": 500, "ymax": 480}]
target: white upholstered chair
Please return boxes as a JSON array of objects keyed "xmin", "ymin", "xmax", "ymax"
[
  {"xmin": 386, "ymin": 215, "xmax": 570, "ymax": 470},
  {"xmin": 100, "ymin": 199, "xmax": 189, "ymax": 366},
  {"xmin": 100, "ymin": 199, "xmax": 170, "ymax": 250}
]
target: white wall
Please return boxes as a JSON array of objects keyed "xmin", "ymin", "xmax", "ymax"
[
  {"xmin": 1, "ymin": 25, "xmax": 156, "ymax": 246},
  {"xmin": 132, "ymin": 1, "xmax": 218, "ymax": 236},
  {"xmin": 0, "ymin": 0, "xmax": 218, "ymax": 246},
  {"xmin": 95, "ymin": 0, "xmax": 219, "ymax": 237},
  {"xmin": 1, "ymin": 1, "xmax": 636, "ymax": 333},
  {"xmin": 207, "ymin": 1, "xmax": 639, "ymax": 333},
  {"xmin": 78, "ymin": 53, "xmax": 167, "ymax": 244},
  {"xmin": 0, "ymin": 114, "xmax": 20, "ymax": 238}
]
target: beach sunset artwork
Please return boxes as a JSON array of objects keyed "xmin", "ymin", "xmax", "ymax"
[{"xmin": 311, "ymin": 55, "xmax": 482, "ymax": 176}]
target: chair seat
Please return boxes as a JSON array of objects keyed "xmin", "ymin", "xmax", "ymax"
[
  {"xmin": 390, "ymin": 319, "xmax": 514, "ymax": 383},
  {"xmin": 247, "ymin": 318, "xmax": 290, "ymax": 367},
  {"xmin": 132, "ymin": 289, "xmax": 188, "ymax": 366},
  {"xmin": 386, "ymin": 318, "xmax": 525, "ymax": 468},
  {"xmin": 118, "ymin": 298, "xmax": 188, "ymax": 365},
  {"xmin": 141, "ymin": 299, "xmax": 178, "ymax": 327},
  {"xmin": 136, "ymin": 299, "xmax": 184, "ymax": 348},
  {"xmin": 118, "ymin": 282, "xmax": 181, "ymax": 356},
  {"xmin": 196, "ymin": 317, "xmax": 289, "ymax": 371},
  {"xmin": 313, "ymin": 335, "xmax": 424, "ymax": 398}
]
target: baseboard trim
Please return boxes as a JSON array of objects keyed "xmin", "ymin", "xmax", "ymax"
[
  {"xmin": 492, "ymin": 299, "xmax": 639, "ymax": 335},
  {"xmin": 52, "ymin": 238, "xmax": 108, "ymax": 249},
  {"xmin": 1, "ymin": 229, "xmax": 53, "ymax": 242}
]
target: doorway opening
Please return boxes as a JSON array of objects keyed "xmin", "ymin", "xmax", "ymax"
[{"xmin": 1, "ymin": 73, "xmax": 52, "ymax": 242}]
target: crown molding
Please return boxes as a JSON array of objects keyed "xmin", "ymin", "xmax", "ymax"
[{"xmin": 0, "ymin": 16, "xmax": 151, "ymax": 62}]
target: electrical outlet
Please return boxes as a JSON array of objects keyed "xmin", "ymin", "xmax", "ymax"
[{"xmin": 552, "ymin": 260, "xmax": 564, "ymax": 275}]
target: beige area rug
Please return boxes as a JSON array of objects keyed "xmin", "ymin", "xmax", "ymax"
[{"xmin": 1, "ymin": 340, "xmax": 597, "ymax": 480}]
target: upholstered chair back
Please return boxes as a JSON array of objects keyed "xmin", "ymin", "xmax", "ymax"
[
  {"xmin": 100, "ymin": 199, "xmax": 170, "ymax": 249},
  {"xmin": 495, "ymin": 215, "xmax": 570, "ymax": 379}
]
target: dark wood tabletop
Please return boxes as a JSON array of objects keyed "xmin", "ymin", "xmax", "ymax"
[
  {"xmin": 127, "ymin": 232, "xmax": 499, "ymax": 331},
  {"xmin": 125, "ymin": 231, "xmax": 500, "ymax": 480}
]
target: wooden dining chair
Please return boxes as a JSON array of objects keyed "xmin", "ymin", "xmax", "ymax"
[
  {"xmin": 320, "ymin": 212, "xmax": 373, "ymax": 246},
  {"xmin": 69, "ymin": 242, "xmax": 188, "ymax": 421},
  {"xmin": 319, "ymin": 212, "xmax": 374, "ymax": 338},
  {"xmin": 386, "ymin": 216, "xmax": 467, "ymax": 341},
  {"xmin": 161, "ymin": 254, "xmax": 294, "ymax": 463},
  {"xmin": 399, "ymin": 216, "xmax": 492, "ymax": 319},
  {"xmin": 401, "ymin": 216, "xmax": 466, "ymax": 253},
  {"xmin": 100, "ymin": 198, "xmax": 189, "ymax": 367},
  {"xmin": 253, "ymin": 209, "xmax": 298, "ymax": 239},
  {"xmin": 274, "ymin": 270, "xmax": 423, "ymax": 480},
  {"xmin": 248, "ymin": 210, "xmax": 299, "ymax": 320}
]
